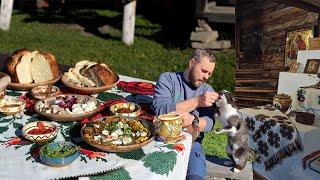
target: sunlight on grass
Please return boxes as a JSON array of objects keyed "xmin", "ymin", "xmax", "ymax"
[{"xmin": 203, "ymin": 120, "xmax": 228, "ymax": 158}]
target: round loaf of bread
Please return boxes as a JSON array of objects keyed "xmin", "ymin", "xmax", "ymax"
[
  {"xmin": 6, "ymin": 48, "xmax": 31, "ymax": 83},
  {"xmin": 40, "ymin": 52, "xmax": 60, "ymax": 79},
  {"xmin": 6, "ymin": 49, "xmax": 60, "ymax": 83}
]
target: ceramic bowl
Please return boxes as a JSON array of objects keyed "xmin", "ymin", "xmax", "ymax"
[
  {"xmin": 22, "ymin": 121, "xmax": 59, "ymax": 143},
  {"xmin": 34, "ymin": 94, "xmax": 100, "ymax": 122},
  {"xmin": 81, "ymin": 116, "xmax": 155, "ymax": 152},
  {"xmin": 31, "ymin": 85, "xmax": 60, "ymax": 100},
  {"xmin": 61, "ymin": 74, "xmax": 119, "ymax": 95},
  {"xmin": 0, "ymin": 98, "xmax": 26, "ymax": 115},
  {"xmin": 39, "ymin": 142, "xmax": 80, "ymax": 167},
  {"xmin": 109, "ymin": 102, "xmax": 141, "ymax": 117},
  {"xmin": 7, "ymin": 74, "xmax": 61, "ymax": 91}
]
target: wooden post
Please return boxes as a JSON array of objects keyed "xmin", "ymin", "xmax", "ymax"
[
  {"xmin": 122, "ymin": 0, "xmax": 136, "ymax": 45},
  {"xmin": 0, "ymin": 0, "xmax": 14, "ymax": 31}
]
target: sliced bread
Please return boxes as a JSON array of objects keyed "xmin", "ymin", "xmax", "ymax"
[
  {"xmin": 15, "ymin": 51, "xmax": 34, "ymax": 84},
  {"xmin": 31, "ymin": 53, "xmax": 55, "ymax": 83},
  {"xmin": 71, "ymin": 66, "xmax": 96, "ymax": 87},
  {"xmin": 6, "ymin": 48, "xmax": 31, "ymax": 83}
]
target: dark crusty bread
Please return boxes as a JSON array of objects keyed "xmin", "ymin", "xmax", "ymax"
[
  {"xmin": 80, "ymin": 65, "xmax": 104, "ymax": 87},
  {"xmin": 6, "ymin": 48, "xmax": 31, "ymax": 83},
  {"xmin": 90, "ymin": 64, "xmax": 117, "ymax": 86}
]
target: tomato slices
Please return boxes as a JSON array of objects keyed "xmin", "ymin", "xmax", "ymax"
[{"xmin": 27, "ymin": 122, "xmax": 55, "ymax": 135}]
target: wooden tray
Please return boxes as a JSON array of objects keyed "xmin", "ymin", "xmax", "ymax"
[
  {"xmin": 34, "ymin": 94, "xmax": 101, "ymax": 122},
  {"xmin": 81, "ymin": 117, "xmax": 155, "ymax": 152},
  {"xmin": 7, "ymin": 74, "xmax": 62, "ymax": 91},
  {"xmin": 61, "ymin": 74, "xmax": 119, "ymax": 95}
]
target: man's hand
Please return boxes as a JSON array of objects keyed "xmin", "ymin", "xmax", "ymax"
[
  {"xmin": 171, "ymin": 111, "xmax": 194, "ymax": 127},
  {"xmin": 198, "ymin": 91, "xmax": 219, "ymax": 107},
  {"xmin": 184, "ymin": 124, "xmax": 200, "ymax": 142}
]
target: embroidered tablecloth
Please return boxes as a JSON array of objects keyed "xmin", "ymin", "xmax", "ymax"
[
  {"xmin": 0, "ymin": 75, "xmax": 192, "ymax": 180},
  {"xmin": 239, "ymin": 105, "xmax": 302, "ymax": 170}
]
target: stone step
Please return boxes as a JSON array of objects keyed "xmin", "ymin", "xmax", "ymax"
[
  {"xmin": 206, "ymin": 156, "xmax": 253, "ymax": 180},
  {"xmin": 190, "ymin": 31, "xmax": 219, "ymax": 43},
  {"xmin": 191, "ymin": 40, "xmax": 231, "ymax": 49}
]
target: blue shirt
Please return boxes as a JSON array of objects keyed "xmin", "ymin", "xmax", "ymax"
[{"xmin": 152, "ymin": 72, "xmax": 215, "ymax": 133}]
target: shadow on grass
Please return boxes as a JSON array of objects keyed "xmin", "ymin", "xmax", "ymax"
[
  {"xmin": 19, "ymin": 7, "xmax": 193, "ymax": 49},
  {"xmin": 206, "ymin": 155, "xmax": 233, "ymax": 167}
]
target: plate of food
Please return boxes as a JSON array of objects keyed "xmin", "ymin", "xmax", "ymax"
[
  {"xmin": 34, "ymin": 94, "xmax": 100, "ymax": 122},
  {"xmin": 109, "ymin": 102, "xmax": 141, "ymax": 117},
  {"xmin": 61, "ymin": 60, "xmax": 119, "ymax": 94},
  {"xmin": 5, "ymin": 48, "xmax": 61, "ymax": 90},
  {"xmin": 81, "ymin": 116, "xmax": 155, "ymax": 152}
]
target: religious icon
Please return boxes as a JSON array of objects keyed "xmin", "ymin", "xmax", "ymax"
[
  {"xmin": 304, "ymin": 59, "xmax": 320, "ymax": 74},
  {"xmin": 285, "ymin": 28, "xmax": 313, "ymax": 68},
  {"xmin": 288, "ymin": 60, "xmax": 300, "ymax": 73}
]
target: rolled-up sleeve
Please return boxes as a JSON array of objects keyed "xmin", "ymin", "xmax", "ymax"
[
  {"xmin": 152, "ymin": 73, "xmax": 176, "ymax": 115},
  {"xmin": 203, "ymin": 116, "xmax": 214, "ymax": 132}
]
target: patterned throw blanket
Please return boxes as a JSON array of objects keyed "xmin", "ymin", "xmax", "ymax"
[{"xmin": 240, "ymin": 105, "xmax": 302, "ymax": 170}]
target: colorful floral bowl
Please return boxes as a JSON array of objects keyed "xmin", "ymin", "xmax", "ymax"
[
  {"xmin": 39, "ymin": 142, "xmax": 80, "ymax": 167},
  {"xmin": 109, "ymin": 102, "xmax": 141, "ymax": 117},
  {"xmin": 22, "ymin": 121, "xmax": 59, "ymax": 143},
  {"xmin": 0, "ymin": 98, "xmax": 25, "ymax": 115},
  {"xmin": 31, "ymin": 85, "xmax": 60, "ymax": 100}
]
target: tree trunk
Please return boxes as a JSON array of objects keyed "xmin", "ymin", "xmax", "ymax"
[
  {"xmin": 122, "ymin": 0, "xmax": 136, "ymax": 45},
  {"xmin": 0, "ymin": 0, "xmax": 14, "ymax": 31}
]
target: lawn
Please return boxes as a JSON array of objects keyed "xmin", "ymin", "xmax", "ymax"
[{"xmin": 0, "ymin": 9, "xmax": 233, "ymax": 157}]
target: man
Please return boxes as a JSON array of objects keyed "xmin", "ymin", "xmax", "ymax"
[{"xmin": 153, "ymin": 49, "xmax": 219, "ymax": 180}]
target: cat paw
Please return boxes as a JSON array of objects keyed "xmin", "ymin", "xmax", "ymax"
[
  {"xmin": 232, "ymin": 168, "xmax": 240, "ymax": 173},
  {"xmin": 214, "ymin": 128, "xmax": 221, "ymax": 134}
]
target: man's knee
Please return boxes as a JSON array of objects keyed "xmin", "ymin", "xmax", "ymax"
[{"xmin": 187, "ymin": 142, "xmax": 206, "ymax": 180}]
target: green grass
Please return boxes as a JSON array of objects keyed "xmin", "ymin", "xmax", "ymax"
[{"xmin": 0, "ymin": 9, "xmax": 234, "ymax": 158}]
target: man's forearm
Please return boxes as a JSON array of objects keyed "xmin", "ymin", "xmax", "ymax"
[{"xmin": 176, "ymin": 97, "xmax": 199, "ymax": 112}]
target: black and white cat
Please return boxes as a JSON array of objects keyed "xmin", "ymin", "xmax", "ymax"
[{"xmin": 214, "ymin": 90, "xmax": 249, "ymax": 172}]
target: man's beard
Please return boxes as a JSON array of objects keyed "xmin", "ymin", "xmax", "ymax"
[{"xmin": 189, "ymin": 67, "xmax": 203, "ymax": 88}]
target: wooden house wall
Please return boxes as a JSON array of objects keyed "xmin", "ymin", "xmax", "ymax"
[{"xmin": 235, "ymin": 0, "xmax": 319, "ymax": 107}]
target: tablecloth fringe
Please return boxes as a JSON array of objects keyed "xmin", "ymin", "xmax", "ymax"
[{"xmin": 51, "ymin": 166, "xmax": 123, "ymax": 180}]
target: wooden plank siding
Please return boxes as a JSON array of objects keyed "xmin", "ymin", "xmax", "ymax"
[{"xmin": 235, "ymin": 0, "xmax": 319, "ymax": 107}]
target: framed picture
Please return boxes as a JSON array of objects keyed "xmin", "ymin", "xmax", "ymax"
[
  {"xmin": 288, "ymin": 60, "xmax": 300, "ymax": 73},
  {"xmin": 304, "ymin": 59, "xmax": 320, "ymax": 74},
  {"xmin": 285, "ymin": 28, "xmax": 313, "ymax": 68}
]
